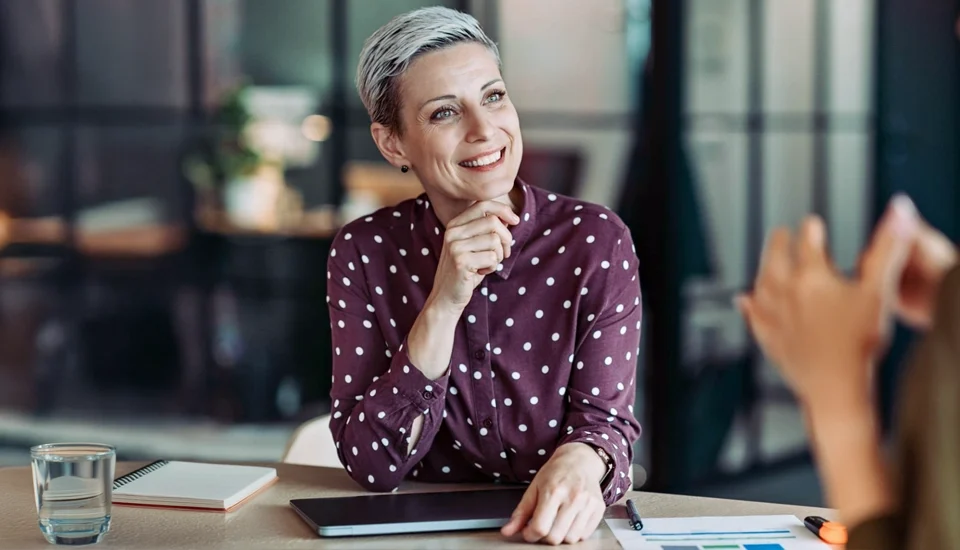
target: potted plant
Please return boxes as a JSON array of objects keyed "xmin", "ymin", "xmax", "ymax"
[{"xmin": 183, "ymin": 84, "xmax": 264, "ymax": 228}]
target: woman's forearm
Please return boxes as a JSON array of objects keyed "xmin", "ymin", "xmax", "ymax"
[
  {"xmin": 405, "ymin": 296, "xmax": 462, "ymax": 381},
  {"xmin": 403, "ymin": 297, "xmax": 462, "ymax": 454},
  {"xmin": 805, "ymin": 393, "xmax": 896, "ymax": 528}
]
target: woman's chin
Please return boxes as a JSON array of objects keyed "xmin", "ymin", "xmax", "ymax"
[{"xmin": 464, "ymin": 177, "xmax": 517, "ymax": 202}]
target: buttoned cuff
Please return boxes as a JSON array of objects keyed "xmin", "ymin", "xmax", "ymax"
[{"xmin": 385, "ymin": 338, "xmax": 451, "ymax": 412}]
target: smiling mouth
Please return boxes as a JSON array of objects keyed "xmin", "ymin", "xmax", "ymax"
[{"xmin": 459, "ymin": 148, "xmax": 505, "ymax": 168}]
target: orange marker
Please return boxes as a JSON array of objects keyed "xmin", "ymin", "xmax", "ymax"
[{"xmin": 804, "ymin": 516, "xmax": 848, "ymax": 545}]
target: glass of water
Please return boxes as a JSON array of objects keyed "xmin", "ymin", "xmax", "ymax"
[{"xmin": 31, "ymin": 443, "xmax": 116, "ymax": 545}]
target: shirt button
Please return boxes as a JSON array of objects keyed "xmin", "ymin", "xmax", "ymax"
[
  {"xmin": 422, "ymin": 390, "xmax": 434, "ymax": 400},
  {"xmin": 474, "ymin": 349, "xmax": 486, "ymax": 360},
  {"xmin": 482, "ymin": 418, "xmax": 494, "ymax": 429}
]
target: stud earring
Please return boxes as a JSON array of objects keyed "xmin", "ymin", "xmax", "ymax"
[{"xmin": 401, "ymin": 165, "xmax": 409, "ymax": 173}]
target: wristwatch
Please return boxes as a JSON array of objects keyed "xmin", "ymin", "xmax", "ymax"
[{"xmin": 591, "ymin": 445, "xmax": 615, "ymax": 489}]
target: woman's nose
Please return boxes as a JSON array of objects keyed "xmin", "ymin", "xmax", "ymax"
[{"xmin": 465, "ymin": 110, "xmax": 496, "ymax": 142}]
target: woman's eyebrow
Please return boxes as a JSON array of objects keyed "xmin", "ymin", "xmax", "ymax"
[
  {"xmin": 420, "ymin": 94, "xmax": 455, "ymax": 109},
  {"xmin": 481, "ymin": 78, "xmax": 503, "ymax": 90},
  {"xmin": 419, "ymin": 79, "xmax": 504, "ymax": 110}
]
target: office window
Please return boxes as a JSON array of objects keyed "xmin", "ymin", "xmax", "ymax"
[
  {"xmin": 75, "ymin": 126, "xmax": 188, "ymax": 222},
  {"xmin": 239, "ymin": 0, "xmax": 333, "ymax": 93},
  {"xmin": 0, "ymin": 0, "xmax": 64, "ymax": 108},
  {"xmin": 0, "ymin": 129, "xmax": 64, "ymax": 218},
  {"xmin": 76, "ymin": 0, "xmax": 190, "ymax": 107},
  {"xmin": 682, "ymin": 0, "xmax": 877, "ymax": 477}
]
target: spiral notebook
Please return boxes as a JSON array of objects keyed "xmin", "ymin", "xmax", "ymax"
[{"xmin": 112, "ymin": 460, "xmax": 278, "ymax": 512}]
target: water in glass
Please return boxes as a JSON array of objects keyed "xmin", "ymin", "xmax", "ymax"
[{"xmin": 31, "ymin": 444, "xmax": 116, "ymax": 545}]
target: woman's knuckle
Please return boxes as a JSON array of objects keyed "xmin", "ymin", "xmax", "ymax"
[
  {"xmin": 544, "ymin": 534, "xmax": 563, "ymax": 546},
  {"xmin": 475, "ymin": 217, "xmax": 493, "ymax": 231},
  {"xmin": 545, "ymin": 485, "xmax": 567, "ymax": 501},
  {"xmin": 529, "ymin": 523, "xmax": 549, "ymax": 538},
  {"xmin": 590, "ymin": 493, "xmax": 604, "ymax": 509}
]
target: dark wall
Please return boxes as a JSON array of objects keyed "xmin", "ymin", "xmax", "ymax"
[{"xmin": 875, "ymin": 0, "xmax": 960, "ymax": 429}]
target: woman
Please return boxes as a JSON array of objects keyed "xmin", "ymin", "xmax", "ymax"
[
  {"xmin": 737, "ymin": 195, "xmax": 960, "ymax": 548},
  {"xmin": 326, "ymin": 6, "xmax": 642, "ymax": 545}
]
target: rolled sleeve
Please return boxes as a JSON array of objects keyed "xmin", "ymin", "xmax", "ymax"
[
  {"xmin": 327, "ymin": 234, "xmax": 451, "ymax": 492},
  {"xmin": 558, "ymin": 226, "xmax": 643, "ymax": 504}
]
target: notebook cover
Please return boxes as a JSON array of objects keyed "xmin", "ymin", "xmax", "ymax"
[{"xmin": 112, "ymin": 461, "xmax": 278, "ymax": 512}]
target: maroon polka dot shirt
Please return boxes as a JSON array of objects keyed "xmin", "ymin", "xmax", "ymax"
[{"xmin": 326, "ymin": 182, "xmax": 643, "ymax": 504}]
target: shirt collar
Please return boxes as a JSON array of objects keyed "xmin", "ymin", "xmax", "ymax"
[{"xmin": 419, "ymin": 179, "xmax": 537, "ymax": 281}]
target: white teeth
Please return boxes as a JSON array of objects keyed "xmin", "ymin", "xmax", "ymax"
[{"xmin": 460, "ymin": 149, "xmax": 502, "ymax": 167}]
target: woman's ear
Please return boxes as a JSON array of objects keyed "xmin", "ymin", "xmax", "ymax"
[{"xmin": 370, "ymin": 123, "xmax": 409, "ymax": 170}]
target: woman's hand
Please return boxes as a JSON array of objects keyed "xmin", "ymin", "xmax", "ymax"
[
  {"xmin": 428, "ymin": 201, "xmax": 519, "ymax": 313},
  {"xmin": 737, "ymin": 200, "xmax": 917, "ymax": 407},
  {"xmin": 500, "ymin": 443, "xmax": 607, "ymax": 546},
  {"xmin": 406, "ymin": 200, "xmax": 518, "ymax": 381}
]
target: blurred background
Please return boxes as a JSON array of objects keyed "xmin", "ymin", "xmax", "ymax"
[{"xmin": 0, "ymin": 0, "xmax": 957, "ymax": 508}]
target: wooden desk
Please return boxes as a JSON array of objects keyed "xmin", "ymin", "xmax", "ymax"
[{"xmin": 0, "ymin": 462, "xmax": 834, "ymax": 549}]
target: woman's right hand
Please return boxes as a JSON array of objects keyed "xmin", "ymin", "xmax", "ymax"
[{"xmin": 429, "ymin": 201, "xmax": 519, "ymax": 313}]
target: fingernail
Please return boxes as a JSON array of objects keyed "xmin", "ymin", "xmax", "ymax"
[
  {"xmin": 807, "ymin": 216, "xmax": 826, "ymax": 244},
  {"xmin": 889, "ymin": 193, "xmax": 918, "ymax": 238}
]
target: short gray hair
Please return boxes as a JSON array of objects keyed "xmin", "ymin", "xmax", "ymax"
[{"xmin": 356, "ymin": 6, "xmax": 500, "ymax": 133}]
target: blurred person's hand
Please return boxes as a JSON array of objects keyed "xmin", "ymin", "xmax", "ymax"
[
  {"xmin": 878, "ymin": 208, "xmax": 957, "ymax": 328},
  {"xmin": 737, "ymin": 196, "xmax": 918, "ymax": 408},
  {"xmin": 737, "ymin": 199, "xmax": 921, "ymax": 528}
]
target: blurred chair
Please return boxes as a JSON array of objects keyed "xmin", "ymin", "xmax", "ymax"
[
  {"xmin": 282, "ymin": 414, "xmax": 341, "ymax": 468},
  {"xmin": 517, "ymin": 148, "xmax": 584, "ymax": 197},
  {"xmin": 282, "ymin": 413, "xmax": 647, "ymax": 489}
]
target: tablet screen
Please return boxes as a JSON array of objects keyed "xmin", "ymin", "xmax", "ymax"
[{"xmin": 290, "ymin": 487, "xmax": 527, "ymax": 534}]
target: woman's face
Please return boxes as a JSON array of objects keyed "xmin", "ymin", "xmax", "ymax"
[{"xmin": 375, "ymin": 42, "xmax": 523, "ymax": 211}]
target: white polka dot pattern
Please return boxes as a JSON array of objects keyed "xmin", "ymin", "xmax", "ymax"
[{"xmin": 325, "ymin": 186, "xmax": 642, "ymax": 502}]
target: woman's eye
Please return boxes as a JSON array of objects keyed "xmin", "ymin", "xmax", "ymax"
[
  {"xmin": 433, "ymin": 109, "xmax": 455, "ymax": 120},
  {"xmin": 485, "ymin": 92, "xmax": 503, "ymax": 103}
]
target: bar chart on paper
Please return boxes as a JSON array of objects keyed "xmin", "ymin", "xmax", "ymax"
[{"xmin": 604, "ymin": 515, "xmax": 832, "ymax": 550}]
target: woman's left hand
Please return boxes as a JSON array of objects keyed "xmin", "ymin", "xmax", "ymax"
[{"xmin": 500, "ymin": 443, "xmax": 607, "ymax": 545}]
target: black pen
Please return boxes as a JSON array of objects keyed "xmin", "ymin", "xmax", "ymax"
[{"xmin": 626, "ymin": 499, "xmax": 644, "ymax": 531}]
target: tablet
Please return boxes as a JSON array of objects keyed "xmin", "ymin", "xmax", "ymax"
[{"xmin": 289, "ymin": 487, "xmax": 527, "ymax": 537}]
